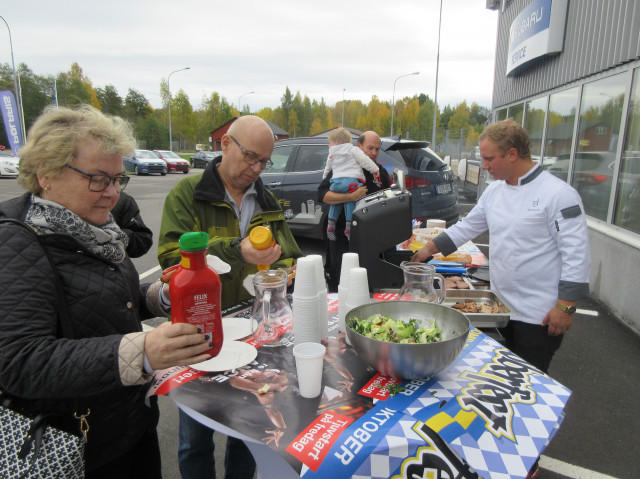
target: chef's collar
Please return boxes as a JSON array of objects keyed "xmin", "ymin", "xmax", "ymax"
[{"xmin": 518, "ymin": 163, "xmax": 543, "ymax": 186}]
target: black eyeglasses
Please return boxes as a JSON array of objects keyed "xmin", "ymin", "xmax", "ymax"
[
  {"xmin": 66, "ymin": 165, "xmax": 130, "ymax": 192},
  {"xmin": 230, "ymin": 136, "xmax": 273, "ymax": 169}
]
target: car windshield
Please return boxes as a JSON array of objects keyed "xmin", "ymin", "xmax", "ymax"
[
  {"xmin": 204, "ymin": 152, "xmax": 217, "ymax": 158},
  {"xmin": 136, "ymin": 150, "xmax": 160, "ymax": 159},
  {"xmin": 158, "ymin": 151, "xmax": 181, "ymax": 159},
  {"xmin": 385, "ymin": 146, "xmax": 445, "ymax": 171}
]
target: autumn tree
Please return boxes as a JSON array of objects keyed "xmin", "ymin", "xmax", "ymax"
[{"xmin": 55, "ymin": 63, "xmax": 99, "ymax": 108}]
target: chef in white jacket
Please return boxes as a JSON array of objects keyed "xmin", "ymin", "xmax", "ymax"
[{"xmin": 412, "ymin": 119, "xmax": 591, "ymax": 374}]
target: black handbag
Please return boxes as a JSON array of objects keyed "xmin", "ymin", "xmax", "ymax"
[{"xmin": 0, "ymin": 219, "xmax": 89, "ymax": 479}]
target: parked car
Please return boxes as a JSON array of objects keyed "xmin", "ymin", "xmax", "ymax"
[
  {"xmin": 123, "ymin": 149, "xmax": 168, "ymax": 176},
  {"xmin": 191, "ymin": 151, "xmax": 222, "ymax": 168},
  {"xmin": 546, "ymin": 151, "xmax": 615, "ymax": 220},
  {"xmin": 154, "ymin": 150, "xmax": 190, "ymax": 173},
  {"xmin": 0, "ymin": 150, "xmax": 19, "ymax": 178},
  {"xmin": 260, "ymin": 136, "xmax": 459, "ymax": 239}
]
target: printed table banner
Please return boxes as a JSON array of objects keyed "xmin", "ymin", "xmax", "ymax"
[{"xmin": 157, "ymin": 296, "xmax": 570, "ymax": 479}]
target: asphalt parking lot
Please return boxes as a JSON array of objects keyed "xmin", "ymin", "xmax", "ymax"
[{"xmin": 1, "ymin": 172, "xmax": 639, "ymax": 478}]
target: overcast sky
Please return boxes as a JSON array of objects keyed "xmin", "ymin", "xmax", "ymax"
[{"xmin": 2, "ymin": 0, "xmax": 499, "ymax": 112}]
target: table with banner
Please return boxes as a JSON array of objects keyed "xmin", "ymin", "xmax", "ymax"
[{"xmin": 150, "ymin": 291, "xmax": 571, "ymax": 479}]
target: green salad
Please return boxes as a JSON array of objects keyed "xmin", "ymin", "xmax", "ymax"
[{"xmin": 352, "ymin": 314, "xmax": 442, "ymax": 344}]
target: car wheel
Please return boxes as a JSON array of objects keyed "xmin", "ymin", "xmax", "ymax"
[
  {"xmin": 183, "ymin": 170, "xmax": 189, "ymax": 174},
  {"xmin": 161, "ymin": 172, "xmax": 167, "ymax": 176}
]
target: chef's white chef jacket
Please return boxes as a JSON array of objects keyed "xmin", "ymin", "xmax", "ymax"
[{"xmin": 434, "ymin": 165, "xmax": 591, "ymax": 325}]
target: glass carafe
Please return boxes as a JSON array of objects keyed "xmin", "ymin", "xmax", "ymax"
[
  {"xmin": 397, "ymin": 262, "xmax": 446, "ymax": 303},
  {"xmin": 251, "ymin": 270, "xmax": 293, "ymax": 347}
]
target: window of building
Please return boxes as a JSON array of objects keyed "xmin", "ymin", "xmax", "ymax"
[
  {"xmin": 574, "ymin": 73, "xmax": 626, "ymax": 221},
  {"xmin": 614, "ymin": 68, "xmax": 640, "ymax": 234},
  {"xmin": 544, "ymin": 87, "xmax": 579, "ymax": 180},
  {"xmin": 507, "ymin": 103, "xmax": 524, "ymax": 125},
  {"xmin": 496, "ymin": 108, "xmax": 508, "ymax": 121},
  {"xmin": 525, "ymin": 97, "xmax": 547, "ymax": 160}
]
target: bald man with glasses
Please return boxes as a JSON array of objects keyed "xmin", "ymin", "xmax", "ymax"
[{"xmin": 158, "ymin": 115, "xmax": 302, "ymax": 479}]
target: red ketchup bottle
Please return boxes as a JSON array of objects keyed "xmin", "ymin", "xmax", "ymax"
[{"xmin": 170, "ymin": 231, "xmax": 223, "ymax": 358}]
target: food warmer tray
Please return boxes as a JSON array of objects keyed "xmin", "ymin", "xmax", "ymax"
[{"xmin": 442, "ymin": 290, "xmax": 514, "ymax": 328}]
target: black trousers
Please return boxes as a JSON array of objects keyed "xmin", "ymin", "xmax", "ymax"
[
  {"xmin": 499, "ymin": 320, "xmax": 564, "ymax": 374},
  {"xmin": 86, "ymin": 427, "xmax": 162, "ymax": 479},
  {"xmin": 325, "ymin": 234, "xmax": 350, "ymax": 292}
]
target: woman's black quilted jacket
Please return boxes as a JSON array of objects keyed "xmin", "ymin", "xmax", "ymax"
[{"xmin": 0, "ymin": 193, "xmax": 159, "ymax": 470}]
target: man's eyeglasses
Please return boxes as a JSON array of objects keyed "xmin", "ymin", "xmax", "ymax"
[
  {"xmin": 230, "ymin": 136, "xmax": 273, "ymax": 169},
  {"xmin": 66, "ymin": 165, "xmax": 130, "ymax": 192}
]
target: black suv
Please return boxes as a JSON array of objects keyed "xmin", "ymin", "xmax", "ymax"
[{"xmin": 260, "ymin": 136, "xmax": 459, "ymax": 239}]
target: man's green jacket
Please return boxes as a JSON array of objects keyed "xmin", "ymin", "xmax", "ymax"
[{"xmin": 158, "ymin": 158, "xmax": 302, "ymax": 309}]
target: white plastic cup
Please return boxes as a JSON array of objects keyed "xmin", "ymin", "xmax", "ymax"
[
  {"xmin": 292, "ymin": 294, "xmax": 321, "ymax": 345},
  {"xmin": 293, "ymin": 256, "xmax": 318, "ymax": 298},
  {"xmin": 293, "ymin": 342, "xmax": 326, "ymax": 398},
  {"xmin": 339, "ymin": 253, "xmax": 359, "ymax": 288},
  {"xmin": 347, "ymin": 267, "xmax": 370, "ymax": 302},
  {"xmin": 338, "ymin": 253, "xmax": 359, "ymax": 333},
  {"xmin": 307, "ymin": 254, "xmax": 329, "ymax": 340}
]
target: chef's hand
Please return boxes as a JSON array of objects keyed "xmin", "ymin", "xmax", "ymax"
[
  {"xmin": 239, "ymin": 237, "xmax": 282, "ymax": 267},
  {"xmin": 542, "ymin": 307, "xmax": 574, "ymax": 336},
  {"xmin": 411, "ymin": 241, "xmax": 439, "ymax": 263},
  {"xmin": 144, "ymin": 322, "xmax": 213, "ymax": 370}
]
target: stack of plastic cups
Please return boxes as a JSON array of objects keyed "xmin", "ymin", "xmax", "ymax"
[
  {"xmin": 307, "ymin": 254, "xmax": 329, "ymax": 341},
  {"xmin": 292, "ymin": 256, "xmax": 320, "ymax": 345},
  {"xmin": 344, "ymin": 267, "xmax": 371, "ymax": 337},
  {"xmin": 338, "ymin": 253, "xmax": 359, "ymax": 334}
]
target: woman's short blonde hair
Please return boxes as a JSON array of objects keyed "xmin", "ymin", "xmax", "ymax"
[{"xmin": 18, "ymin": 105, "xmax": 136, "ymax": 194}]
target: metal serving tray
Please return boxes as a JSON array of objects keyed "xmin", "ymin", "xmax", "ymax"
[{"xmin": 441, "ymin": 290, "xmax": 514, "ymax": 328}]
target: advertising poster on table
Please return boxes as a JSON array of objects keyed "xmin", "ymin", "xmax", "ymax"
[{"xmin": 155, "ymin": 297, "xmax": 571, "ymax": 479}]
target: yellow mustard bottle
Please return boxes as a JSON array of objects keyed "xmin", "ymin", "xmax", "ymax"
[{"xmin": 249, "ymin": 226, "xmax": 275, "ymax": 271}]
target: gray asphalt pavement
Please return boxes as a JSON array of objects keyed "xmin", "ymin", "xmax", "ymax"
[{"xmin": 2, "ymin": 171, "xmax": 638, "ymax": 479}]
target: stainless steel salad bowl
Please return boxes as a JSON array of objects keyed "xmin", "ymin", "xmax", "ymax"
[{"xmin": 345, "ymin": 300, "xmax": 470, "ymax": 379}]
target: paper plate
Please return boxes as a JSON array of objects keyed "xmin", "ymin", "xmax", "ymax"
[
  {"xmin": 222, "ymin": 316, "xmax": 257, "ymax": 341},
  {"xmin": 191, "ymin": 341, "xmax": 257, "ymax": 372}
]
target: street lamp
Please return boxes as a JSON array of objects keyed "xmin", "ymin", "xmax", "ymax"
[
  {"xmin": 238, "ymin": 91, "xmax": 255, "ymax": 115},
  {"xmin": 342, "ymin": 89, "xmax": 346, "ymax": 127},
  {"xmin": 168, "ymin": 67, "xmax": 190, "ymax": 151},
  {"xmin": 390, "ymin": 71, "xmax": 419, "ymax": 137},
  {"xmin": 432, "ymin": 0, "xmax": 443, "ymax": 149},
  {"xmin": 0, "ymin": 15, "xmax": 25, "ymax": 146}
]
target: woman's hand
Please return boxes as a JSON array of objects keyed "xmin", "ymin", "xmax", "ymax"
[{"xmin": 144, "ymin": 322, "xmax": 213, "ymax": 370}]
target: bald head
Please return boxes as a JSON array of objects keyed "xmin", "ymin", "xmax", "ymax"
[
  {"xmin": 219, "ymin": 115, "xmax": 276, "ymax": 194},
  {"xmin": 357, "ymin": 130, "xmax": 382, "ymax": 162},
  {"xmin": 227, "ymin": 115, "xmax": 275, "ymax": 149}
]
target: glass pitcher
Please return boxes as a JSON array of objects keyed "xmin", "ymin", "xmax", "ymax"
[
  {"xmin": 251, "ymin": 269, "xmax": 293, "ymax": 347},
  {"xmin": 397, "ymin": 261, "xmax": 446, "ymax": 303}
]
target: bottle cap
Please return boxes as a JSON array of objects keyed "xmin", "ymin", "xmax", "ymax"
[
  {"xmin": 249, "ymin": 226, "xmax": 273, "ymax": 250},
  {"xmin": 179, "ymin": 231, "xmax": 209, "ymax": 252}
]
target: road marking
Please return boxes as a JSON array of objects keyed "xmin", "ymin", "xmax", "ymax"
[
  {"xmin": 540, "ymin": 455, "xmax": 619, "ymax": 479},
  {"xmin": 577, "ymin": 308, "xmax": 599, "ymax": 316},
  {"xmin": 139, "ymin": 265, "xmax": 161, "ymax": 280}
]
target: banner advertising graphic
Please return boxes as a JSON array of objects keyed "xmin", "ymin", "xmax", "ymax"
[
  {"xmin": 0, "ymin": 90, "xmax": 23, "ymax": 153},
  {"xmin": 159, "ymin": 297, "xmax": 571, "ymax": 479}
]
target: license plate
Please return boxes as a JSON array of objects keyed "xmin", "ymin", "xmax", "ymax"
[{"xmin": 436, "ymin": 183, "xmax": 452, "ymax": 194}]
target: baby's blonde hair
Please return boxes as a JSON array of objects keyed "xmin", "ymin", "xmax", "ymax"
[{"xmin": 328, "ymin": 127, "xmax": 352, "ymax": 145}]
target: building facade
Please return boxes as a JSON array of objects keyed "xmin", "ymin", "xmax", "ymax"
[{"xmin": 490, "ymin": 0, "xmax": 640, "ymax": 332}]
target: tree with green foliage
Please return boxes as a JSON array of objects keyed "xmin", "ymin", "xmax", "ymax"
[{"xmin": 96, "ymin": 84, "xmax": 123, "ymax": 116}]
